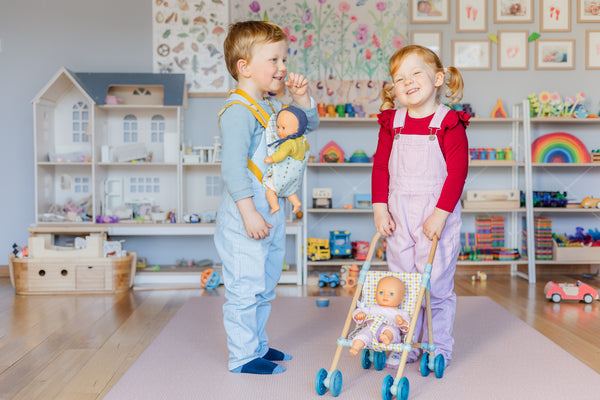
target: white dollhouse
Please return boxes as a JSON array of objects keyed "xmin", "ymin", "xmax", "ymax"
[{"xmin": 31, "ymin": 67, "xmax": 188, "ymax": 223}]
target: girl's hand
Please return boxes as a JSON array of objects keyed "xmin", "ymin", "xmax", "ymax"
[
  {"xmin": 422, "ymin": 207, "xmax": 450, "ymax": 240},
  {"xmin": 354, "ymin": 312, "xmax": 366, "ymax": 321},
  {"xmin": 264, "ymin": 156, "xmax": 274, "ymax": 163},
  {"xmin": 373, "ymin": 203, "xmax": 395, "ymax": 237},
  {"xmin": 236, "ymin": 198, "xmax": 273, "ymax": 240},
  {"xmin": 286, "ymin": 72, "xmax": 310, "ymax": 107}
]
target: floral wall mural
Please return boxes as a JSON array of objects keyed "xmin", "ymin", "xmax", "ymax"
[{"xmin": 232, "ymin": 0, "xmax": 409, "ymax": 114}]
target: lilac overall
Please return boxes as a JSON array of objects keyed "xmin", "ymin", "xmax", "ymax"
[{"xmin": 385, "ymin": 105, "xmax": 462, "ymax": 360}]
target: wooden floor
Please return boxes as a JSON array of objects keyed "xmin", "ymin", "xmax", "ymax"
[{"xmin": 0, "ymin": 274, "xmax": 599, "ymax": 399}]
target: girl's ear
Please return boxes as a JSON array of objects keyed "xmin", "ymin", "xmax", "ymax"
[
  {"xmin": 237, "ymin": 59, "xmax": 250, "ymax": 78},
  {"xmin": 434, "ymin": 71, "xmax": 444, "ymax": 88}
]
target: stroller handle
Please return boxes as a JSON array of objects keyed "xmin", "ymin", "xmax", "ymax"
[{"xmin": 427, "ymin": 235, "xmax": 439, "ymax": 265}]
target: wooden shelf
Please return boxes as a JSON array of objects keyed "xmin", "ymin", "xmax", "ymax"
[
  {"xmin": 532, "ymin": 163, "xmax": 600, "ymax": 167},
  {"xmin": 307, "ymin": 208, "xmax": 372, "ymax": 214},
  {"xmin": 469, "ymin": 160, "xmax": 521, "ymax": 167},
  {"xmin": 531, "ymin": 117, "xmax": 600, "ymax": 123},
  {"xmin": 308, "ymin": 162, "xmax": 372, "ymax": 167}
]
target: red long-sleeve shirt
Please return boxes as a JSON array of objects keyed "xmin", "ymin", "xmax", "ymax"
[{"xmin": 371, "ymin": 109, "xmax": 470, "ymax": 213}]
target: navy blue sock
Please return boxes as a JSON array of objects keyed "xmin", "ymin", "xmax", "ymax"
[
  {"xmin": 262, "ymin": 348, "xmax": 292, "ymax": 361},
  {"xmin": 230, "ymin": 358, "xmax": 285, "ymax": 374}
]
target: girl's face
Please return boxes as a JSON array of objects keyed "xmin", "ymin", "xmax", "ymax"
[
  {"xmin": 244, "ymin": 40, "xmax": 288, "ymax": 97},
  {"xmin": 392, "ymin": 53, "xmax": 444, "ymax": 114}
]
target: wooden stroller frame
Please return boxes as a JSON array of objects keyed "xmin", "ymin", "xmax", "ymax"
[{"xmin": 315, "ymin": 233, "xmax": 444, "ymax": 399}]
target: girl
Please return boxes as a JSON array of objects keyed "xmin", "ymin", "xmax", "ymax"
[{"xmin": 371, "ymin": 45, "xmax": 469, "ymax": 368}]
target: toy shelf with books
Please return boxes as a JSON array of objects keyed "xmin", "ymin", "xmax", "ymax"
[{"xmin": 522, "ymin": 98, "xmax": 600, "ymax": 276}]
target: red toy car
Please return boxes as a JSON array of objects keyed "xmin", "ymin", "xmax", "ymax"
[{"xmin": 544, "ymin": 280, "xmax": 599, "ymax": 304}]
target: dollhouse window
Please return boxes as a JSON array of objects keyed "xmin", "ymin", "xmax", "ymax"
[
  {"xmin": 151, "ymin": 115, "xmax": 165, "ymax": 143},
  {"xmin": 133, "ymin": 87, "xmax": 151, "ymax": 96},
  {"xmin": 72, "ymin": 102, "xmax": 89, "ymax": 143},
  {"xmin": 74, "ymin": 177, "xmax": 89, "ymax": 193},
  {"xmin": 129, "ymin": 176, "xmax": 160, "ymax": 193},
  {"xmin": 206, "ymin": 176, "xmax": 221, "ymax": 197},
  {"xmin": 123, "ymin": 114, "xmax": 138, "ymax": 142}
]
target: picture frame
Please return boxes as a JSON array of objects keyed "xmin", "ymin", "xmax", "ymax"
[
  {"xmin": 494, "ymin": 0, "xmax": 533, "ymax": 23},
  {"xmin": 535, "ymin": 39, "xmax": 575, "ymax": 70},
  {"xmin": 411, "ymin": 31, "xmax": 442, "ymax": 57},
  {"xmin": 540, "ymin": 0, "xmax": 571, "ymax": 31},
  {"xmin": 410, "ymin": 0, "xmax": 450, "ymax": 23},
  {"xmin": 457, "ymin": 0, "xmax": 487, "ymax": 32},
  {"xmin": 452, "ymin": 40, "xmax": 491, "ymax": 70},
  {"xmin": 586, "ymin": 30, "xmax": 600, "ymax": 69},
  {"xmin": 578, "ymin": 0, "xmax": 600, "ymax": 22},
  {"xmin": 498, "ymin": 31, "xmax": 528, "ymax": 70}
]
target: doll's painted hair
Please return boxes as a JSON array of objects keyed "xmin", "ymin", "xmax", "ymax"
[
  {"xmin": 380, "ymin": 45, "xmax": 464, "ymax": 111},
  {"xmin": 223, "ymin": 20, "xmax": 287, "ymax": 81}
]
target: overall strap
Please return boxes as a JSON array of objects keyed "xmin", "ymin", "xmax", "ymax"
[
  {"xmin": 428, "ymin": 104, "xmax": 451, "ymax": 130},
  {"xmin": 392, "ymin": 108, "xmax": 408, "ymax": 129}
]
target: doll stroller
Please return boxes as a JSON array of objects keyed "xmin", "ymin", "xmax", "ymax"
[{"xmin": 315, "ymin": 233, "xmax": 445, "ymax": 399}]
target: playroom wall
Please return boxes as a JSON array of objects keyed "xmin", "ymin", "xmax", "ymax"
[{"xmin": 1, "ymin": 0, "xmax": 598, "ymax": 265}]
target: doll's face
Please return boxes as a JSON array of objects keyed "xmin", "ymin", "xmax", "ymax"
[
  {"xmin": 375, "ymin": 277, "xmax": 405, "ymax": 308},
  {"xmin": 276, "ymin": 110, "xmax": 300, "ymax": 139}
]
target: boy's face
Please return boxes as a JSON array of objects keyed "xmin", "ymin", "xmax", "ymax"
[
  {"xmin": 244, "ymin": 40, "xmax": 288, "ymax": 96},
  {"xmin": 276, "ymin": 110, "xmax": 299, "ymax": 139}
]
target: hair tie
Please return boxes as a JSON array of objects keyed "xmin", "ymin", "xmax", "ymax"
[{"xmin": 443, "ymin": 67, "xmax": 448, "ymax": 74}]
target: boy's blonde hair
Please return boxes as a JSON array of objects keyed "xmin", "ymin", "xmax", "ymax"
[
  {"xmin": 380, "ymin": 45, "xmax": 464, "ymax": 111},
  {"xmin": 223, "ymin": 20, "xmax": 287, "ymax": 82}
]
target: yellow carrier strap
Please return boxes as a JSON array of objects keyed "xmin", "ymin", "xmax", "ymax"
[{"xmin": 217, "ymin": 89, "xmax": 277, "ymax": 183}]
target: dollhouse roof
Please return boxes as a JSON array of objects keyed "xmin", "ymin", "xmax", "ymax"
[
  {"xmin": 72, "ymin": 71, "xmax": 187, "ymax": 106},
  {"xmin": 32, "ymin": 67, "xmax": 187, "ymax": 106}
]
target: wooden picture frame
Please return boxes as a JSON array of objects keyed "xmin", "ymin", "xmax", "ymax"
[
  {"xmin": 541, "ymin": 0, "xmax": 571, "ymax": 31},
  {"xmin": 410, "ymin": 0, "xmax": 450, "ymax": 23},
  {"xmin": 578, "ymin": 0, "xmax": 600, "ymax": 22},
  {"xmin": 535, "ymin": 39, "xmax": 575, "ymax": 70},
  {"xmin": 457, "ymin": 0, "xmax": 487, "ymax": 32},
  {"xmin": 586, "ymin": 30, "xmax": 600, "ymax": 69},
  {"xmin": 452, "ymin": 40, "xmax": 491, "ymax": 70},
  {"xmin": 411, "ymin": 31, "xmax": 442, "ymax": 57},
  {"xmin": 494, "ymin": 0, "xmax": 533, "ymax": 23},
  {"xmin": 498, "ymin": 31, "xmax": 528, "ymax": 70}
]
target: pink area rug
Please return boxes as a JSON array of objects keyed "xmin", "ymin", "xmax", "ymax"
[{"xmin": 105, "ymin": 296, "xmax": 600, "ymax": 400}]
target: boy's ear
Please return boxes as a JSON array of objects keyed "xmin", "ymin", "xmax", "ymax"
[{"xmin": 237, "ymin": 59, "xmax": 251, "ymax": 78}]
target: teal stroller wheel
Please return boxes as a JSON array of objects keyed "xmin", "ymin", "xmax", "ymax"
[
  {"xmin": 420, "ymin": 352, "xmax": 430, "ymax": 377},
  {"xmin": 373, "ymin": 351, "xmax": 386, "ymax": 370},
  {"xmin": 398, "ymin": 377, "xmax": 410, "ymax": 400},
  {"xmin": 315, "ymin": 368, "xmax": 327, "ymax": 395},
  {"xmin": 329, "ymin": 369, "xmax": 343, "ymax": 397},
  {"xmin": 361, "ymin": 349, "xmax": 372, "ymax": 369},
  {"xmin": 434, "ymin": 354, "xmax": 445, "ymax": 378},
  {"xmin": 381, "ymin": 375, "xmax": 394, "ymax": 400}
]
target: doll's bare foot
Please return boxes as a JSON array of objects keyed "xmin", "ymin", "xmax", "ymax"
[
  {"xmin": 379, "ymin": 330, "xmax": 394, "ymax": 345},
  {"xmin": 288, "ymin": 194, "xmax": 301, "ymax": 213},
  {"xmin": 349, "ymin": 339, "xmax": 364, "ymax": 355},
  {"xmin": 270, "ymin": 206, "xmax": 280, "ymax": 214}
]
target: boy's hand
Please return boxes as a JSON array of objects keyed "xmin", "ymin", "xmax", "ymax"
[
  {"xmin": 236, "ymin": 197, "xmax": 273, "ymax": 240},
  {"xmin": 373, "ymin": 203, "xmax": 395, "ymax": 237},
  {"xmin": 422, "ymin": 207, "xmax": 449, "ymax": 240},
  {"xmin": 286, "ymin": 72, "xmax": 310, "ymax": 108}
]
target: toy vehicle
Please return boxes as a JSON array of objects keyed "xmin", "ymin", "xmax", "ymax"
[
  {"xmin": 318, "ymin": 272, "xmax": 340, "ymax": 288},
  {"xmin": 330, "ymin": 231, "xmax": 352, "ymax": 257},
  {"xmin": 351, "ymin": 241, "xmax": 369, "ymax": 261},
  {"xmin": 544, "ymin": 280, "xmax": 599, "ymax": 303},
  {"xmin": 580, "ymin": 197, "xmax": 600, "ymax": 208},
  {"xmin": 307, "ymin": 238, "xmax": 331, "ymax": 261}
]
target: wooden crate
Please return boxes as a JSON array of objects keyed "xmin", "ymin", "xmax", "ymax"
[
  {"xmin": 8, "ymin": 252, "xmax": 136, "ymax": 295},
  {"xmin": 552, "ymin": 240, "xmax": 600, "ymax": 262},
  {"xmin": 462, "ymin": 189, "xmax": 520, "ymax": 210}
]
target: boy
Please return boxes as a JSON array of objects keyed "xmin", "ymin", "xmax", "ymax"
[{"xmin": 214, "ymin": 20, "xmax": 319, "ymax": 375}]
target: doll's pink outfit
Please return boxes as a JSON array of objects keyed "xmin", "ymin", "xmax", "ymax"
[
  {"xmin": 386, "ymin": 105, "xmax": 462, "ymax": 362},
  {"xmin": 352, "ymin": 304, "xmax": 409, "ymax": 347}
]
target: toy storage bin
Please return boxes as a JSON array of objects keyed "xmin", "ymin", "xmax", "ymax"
[{"xmin": 552, "ymin": 239, "xmax": 600, "ymax": 261}]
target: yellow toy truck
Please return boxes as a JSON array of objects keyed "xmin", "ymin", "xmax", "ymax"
[{"xmin": 307, "ymin": 238, "xmax": 331, "ymax": 261}]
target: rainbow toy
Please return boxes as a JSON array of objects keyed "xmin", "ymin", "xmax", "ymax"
[{"xmin": 531, "ymin": 132, "xmax": 590, "ymax": 163}]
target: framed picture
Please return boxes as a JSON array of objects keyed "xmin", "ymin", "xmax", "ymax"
[
  {"xmin": 540, "ymin": 0, "xmax": 571, "ymax": 31},
  {"xmin": 410, "ymin": 0, "xmax": 450, "ymax": 23},
  {"xmin": 586, "ymin": 30, "xmax": 600, "ymax": 69},
  {"xmin": 411, "ymin": 31, "xmax": 442, "ymax": 57},
  {"xmin": 494, "ymin": 0, "xmax": 533, "ymax": 23},
  {"xmin": 535, "ymin": 39, "xmax": 575, "ymax": 70},
  {"xmin": 498, "ymin": 31, "xmax": 528, "ymax": 70},
  {"xmin": 578, "ymin": 0, "xmax": 600, "ymax": 22},
  {"xmin": 457, "ymin": 0, "xmax": 487, "ymax": 32},
  {"xmin": 452, "ymin": 40, "xmax": 491, "ymax": 70}
]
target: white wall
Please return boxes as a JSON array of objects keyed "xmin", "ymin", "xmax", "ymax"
[{"xmin": 1, "ymin": 1, "xmax": 599, "ymax": 264}]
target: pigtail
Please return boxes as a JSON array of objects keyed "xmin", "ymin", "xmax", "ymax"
[
  {"xmin": 380, "ymin": 83, "xmax": 396, "ymax": 112},
  {"xmin": 444, "ymin": 66, "xmax": 464, "ymax": 105}
]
